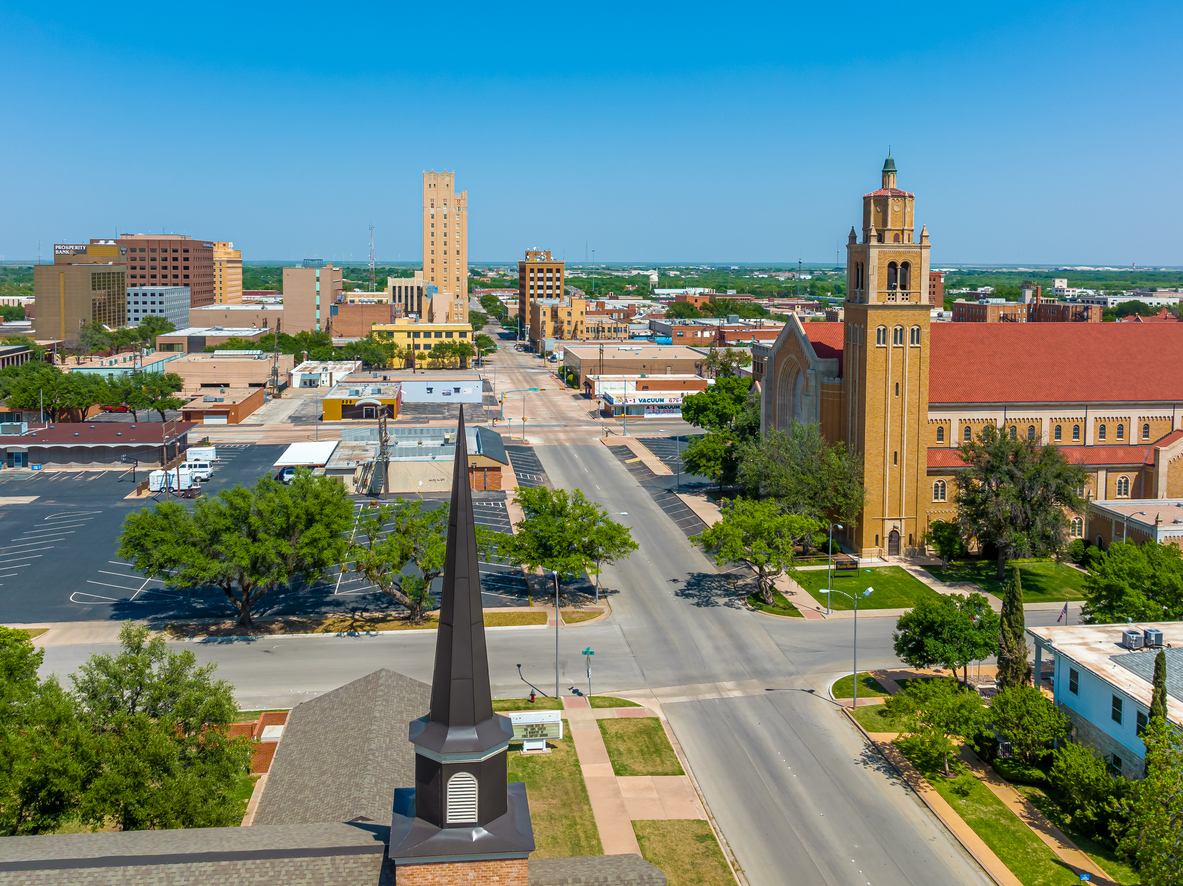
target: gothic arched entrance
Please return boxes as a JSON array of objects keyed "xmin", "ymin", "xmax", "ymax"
[{"xmin": 887, "ymin": 529, "xmax": 901, "ymax": 556}]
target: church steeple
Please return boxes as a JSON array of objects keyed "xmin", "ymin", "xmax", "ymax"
[{"xmin": 882, "ymin": 150, "xmax": 897, "ymax": 190}]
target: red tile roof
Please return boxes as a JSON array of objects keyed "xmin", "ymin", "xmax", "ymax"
[
  {"xmin": 864, "ymin": 188, "xmax": 914, "ymax": 197},
  {"xmin": 929, "ymin": 324, "xmax": 1183, "ymax": 404},
  {"xmin": 803, "ymin": 322, "xmax": 845, "ymax": 377},
  {"xmin": 929, "ymin": 444, "xmax": 1159, "ymax": 470}
]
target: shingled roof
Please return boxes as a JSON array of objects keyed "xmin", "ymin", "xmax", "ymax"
[{"xmin": 253, "ymin": 668, "xmax": 430, "ymax": 827}]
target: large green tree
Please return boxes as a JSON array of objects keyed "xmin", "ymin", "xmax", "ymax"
[
  {"xmin": 692, "ymin": 497, "xmax": 820, "ymax": 606},
  {"xmin": 1120, "ymin": 718, "xmax": 1183, "ymax": 883},
  {"xmin": 699, "ymin": 346, "xmax": 752, "ymax": 378},
  {"xmin": 1151, "ymin": 649, "xmax": 1169, "ymax": 723},
  {"xmin": 886, "ymin": 677, "xmax": 988, "ymax": 776},
  {"xmin": 349, "ymin": 501, "xmax": 447, "ymax": 624},
  {"xmin": 924, "ymin": 520, "xmax": 965, "ymax": 568},
  {"xmin": 469, "ymin": 310, "xmax": 488, "ymax": 332},
  {"xmin": 118, "ymin": 471, "xmax": 354, "ymax": 625},
  {"xmin": 681, "ymin": 376, "xmax": 753, "ymax": 433},
  {"xmin": 892, "ymin": 592, "xmax": 999, "ymax": 684},
  {"xmin": 997, "ymin": 566, "xmax": 1031, "ymax": 689},
  {"xmin": 1048, "ymin": 741, "xmax": 1129, "ymax": 839},
  {"xmin": 497, "ymin": 487, "xmax": 638, "ymax": 599},
  {"xmin": 137, "ymin": 371, "xmax": 187, "ymax": 420},
  {"xmin": 1082, "ymin": 540, "xmax": 1183, "ymax": 623},
  {"xmin": 955, "ymin": 425, "xmax": 1087, "ymax": 579},
  {"xmin": 991, "ymin": 685, "xmax": 1068, "ymax": 763},
  {"xmin": 682, "ymin": 432, "xmax": 739, "ymax": 495},
  {"xmin": 72, "ymin": 623, "xmax": 250, "ymax": 831}
]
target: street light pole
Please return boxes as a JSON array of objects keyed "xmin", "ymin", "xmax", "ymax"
[
  {"xmin": 830, "ymin": 586, "xmax": 873, "ymax": 708},
  {"xmin": 826, "ymin": 522, "xmax": 843, "ymax": 615},
  {"xmin": 553, "ymin": 570, "xmax": 560, "ymax": 701}
]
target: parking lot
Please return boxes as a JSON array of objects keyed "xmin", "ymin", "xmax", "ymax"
[{"xmin": 504, "ymin": 443, "xmax": 550, "ymax": 488}]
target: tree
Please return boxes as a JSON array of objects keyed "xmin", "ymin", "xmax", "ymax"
[
  {"xmin": 681, "ymin": 376, "xmax": 752, "ymax": 433},
  {"xmin": 1119, "ymin": 718, "xmax": 1183, "ymax": 882},
  {"xmin": 0, "ymin": 627, "xmax": 92, "ymax": 836},
  {"xmin": 924, "ymin": 520, "xmax": 965, "ymax": 568},
  {"xmin": 469, "ymin": 310, "xmax": 488, "ymax": 331},
  {"xmin": 339, "ymin": 333, "xmax": 394, "ymax": 368},
  {"xmin": 497, "ymin": 487, "xmax": 638, "ymax": 600},
  {"xmin": 77, "ymin": 321, "xmax": 111, "ymax": 356},
  {"xmin": 737, "ymin": 422, "xmax": 866, "ymax": 533},
  {"xmin": 349, "ymin": 501, "xmax": 447, "ymax": 624},
  {"xmin": 991, "ymin": 685, "xmax": 1068, "ymax": 763},
  {"xmin": 117, "ymin": 471, "xmax": 354, "ymax": 625},
  {"xmin": 72, "ymin": 623, "xmax": 250, "ymax": 831},
  {"xmin": 1151, "ymin": 648, "xmax": 1168, "ymax": 723},
  {"xmin": 886, "ymin": 677, "xmax": 987, "ymax": 776},
  {"xmin": 691, "ymin": 497, "xmax": 821, "ymax": 606},
  {"xmin": 1049, "ymin": 741, "xmax": 1128, "ymax": 839},
  {"xmin": 135, "ymin": 315, "xmax": 176, "ymax": 343},
  {"xmin": 955, "ymin": 425, "xmax": 1087, "ymax": 579},
  {"xmin": 893, "ymin": 593, "xmax": 999, "ymax": 684},
  {"xmin": 700, "ymin": 346, "xmax": 752, "ymax": 378},
  {"xmin": 138, "ymin": 371, "xmax": 187, "ymax": 420},
  {"xmin": 997, "ymin": 566, "xmax": 1031, "ymax": 689},
  {"xmin": 682, "ymin": 432, "xmax": 739, "ymax": 495},
  {"xmin": 665, "ymin": 301, "xmax": 701, "ymax": 319},
  {"xmin": 1082, "ymin": 540, "xmax": 1183, "ymax": 623}
]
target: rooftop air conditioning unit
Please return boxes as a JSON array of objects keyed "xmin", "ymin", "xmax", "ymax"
[
  {"xmin": 1122, "ymin": 629, "xmax": 1145, "ymax": 650},
  {"xmin": 1144, "ymin": 629, "xmax": 1164, "ymax": 648}
]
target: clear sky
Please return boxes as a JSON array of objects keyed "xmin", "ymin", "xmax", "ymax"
[{"xmin": 2, "ymin": 1, "xmax": 1180, "ymax": 266}]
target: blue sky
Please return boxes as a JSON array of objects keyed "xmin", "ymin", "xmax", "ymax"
[{"xmin": 2, "ymin": 1, "xmax": 1181, "ymax": 265}]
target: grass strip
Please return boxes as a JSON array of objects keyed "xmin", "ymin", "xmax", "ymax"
[
  {"xmin": 15, "ymin": 628, "xmax": 47, "ymax": 640},
  {"xmin": 898, "ymin": 740, "xmax": 1081, "ymax": 886},
  {"xmin": 795, "ymin": 565, "xmax": 941, "ymax": 610},
  {"xmin": 165, "ymin": 610, "xmax": 544, "ymax": 638},
  {"xmin": 745, "ymin": 587, "xmax": 802, "ymax": 617},
  {"xmin": 633, "ymin": 820, "xmax": 734, "ymax": 886},
  {"xmin": 831, "ymin": 672, "xmax": 889, "ymax": 699},
  {"xmin": 492, "ymin": 696, "xmax": 564, "ymax": 712},
  {"xmin": 1014, "ymin": 784, "xmax": 1140, "ymax": 885},
  {"xmin": 233, "ymin": 709, "xmax": 288, "ymax": 723},
  {"xmin": 508, "ymin": 734, "xmax": 602, "ymax": 857},
  {"xmin": 588, "ymin": 696, "xmax": 641, "ymax": 709},
  {"xmin": 926, "ymin": 559, "xmax": 1086, "ymax": 603},
  {"xmin": 850, "ymin": 704, "xmax": 916, "ymax": 734},
  {"xmin": 561, "ymin": 609, "xmax": 601, "ymax": 624},
  {"xmin": 598, "ymin": 718, "xmax": 684, "ymax": 777}
]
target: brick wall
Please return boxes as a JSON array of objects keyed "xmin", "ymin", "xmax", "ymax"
[
  {"xmin": 396, "ymin": 857, "xmax": 528, "ymax": 885},
  {"xmin": 469, "ymin": 466, "xmax": 502, "ymax": 491}
]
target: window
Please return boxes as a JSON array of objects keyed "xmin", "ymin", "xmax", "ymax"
[
  {"xmin": 1069, "ymin": 668, "xmax": 1079, "ymax": 694},
  {"xmin": 886, "ymin": 262, "xmax": 898, "ymax": 290},
  {"xmin": 909, "ymin": 325, "xmax": 921, "ymax": 345},
  {"xmin": 892, "ymin": 326, "xmax": 904, "ymax": 345},
  {"xmin": 1098, "ymin": 424, "xmax": 1106, "ymax": 440},
  {"xmin": 1117, "ymin": 423, "xmax": 1124, "ymax": 440},
  {"xmin": 1054, "ymin": 424, "xmax": 1062, "ymax": 441},
  {"xmin": 1028, "ymin": 425, "xmax": 1036, "ymax": 440},
  {"xmin": 1116, "ymin": 475, "xmax": 1130, "ymax": 497},
  {"xmin": 964, "ymin": 425, "xmax": 972, "ymax": 442},
  {"xmin": 1137, "ymin": 710, "xmax": 1148, "ymax": 736},
  {"xmin": 1144, "ymin": 423, "xmax": 1151, "ymax": 440},
  {"xmin": 933, "ymin": 480, "xmax": 947, "ymax": 501},
  {"xmin": 1071, "ymin": 516, "xmax": 1084, "ymax": 538},
  {"xmin": 893, "ymin": 451, "xmax": 898, "ymax": 465},
  {"xmin": 446, "ymin": 772, "xmax": 478, "ymax": 824},
  {"xmin": 900, "ymin": 262, "xmax": 911, "ymax": 291},
  {"xmin": 1009, "ymin": 425, "xmax": 1017, "ymax": 439},
  {"xmin": 1112, "ymin": 695, "xmax": 1123, "ymax": 725},
  {"xmin": 1109, "ymin": 755, "xmax": 1123, "ymax": 776},
  {"xmin": 875, "ymin": 326, "xmax": 887, "ymax": 346},
  {"xmin": 1073, "ymin": 424, "xmax": 1081, "ymax": 442},
  {"xmin": 936, "ymin": 426, "xmax": 945, "ymax": 443},
  {"xmin": 895, "ymin": 382, "xmax": 899, "ymax": 396}
]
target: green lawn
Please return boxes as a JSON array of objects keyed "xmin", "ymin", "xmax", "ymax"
[
  {"xmin": 850, "ymin": 704, "xmax": 916, "ymax": 734},
  {"xmin": 234, "ymin": 709, "xmax": 288, "ymax": 723},
  {"xmin": 598, "ymin": 718, "xmax": 684, "ymax": 777},
  {"xmin": 1015, "ymin": 784, "xmax": 1140, "ymax": 885},
  {"xmin": 508, "ymin": 733, "xmax": 602, "ymax": 857},
  {"xmin": 832, "ymin": 672, "xmax": 889, "ymax": 699},
  {"xmin": 16, "ymin": 628, "xmax": 47, "ymax": 640},
  {"xmin": 899, "ymin": 741, "xmax": 1083, "ymax": 886},
  {"xmin": 588, "ymin": 696, "xmax": 641, "ymax": 709},
  {"xmin": 795, "ymin": 566, "xmax": 942, "ymax": 610},
  {"xmin": 926, "ymin": 559, "xmax": 1087, "ymax": 602},
  {"xmin": 492, "ymin": 696, "xmax": 564, "ymax": 711},
  {"xmin": 232, "ymin": 774, "xmax": 259, "ymax": 818},
  {"xmin": 746, "ymin": 587, "xmax": 803, "ymax": 617},
  {"xmin": 634, "ymin": 820, "xmax": 735, "ymax": 886}
]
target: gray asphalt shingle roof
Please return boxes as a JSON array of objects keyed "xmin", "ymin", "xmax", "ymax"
[{"xmin": 1113, "ymin": 646, "xmax": 1183, "ymax": 703}]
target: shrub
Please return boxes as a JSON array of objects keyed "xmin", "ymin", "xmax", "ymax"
[
  {"xmin": 1048, "ymin": 741, "xmax": 1129, "ymax": 839},
  {"xmin": 990, "ymin": 685, "xmax": 1068, "ymax": 763},
  {"xmin": 950, "ymin": 773, "xmax": 976, "ymax": 797},
  {"xmin": 993, "ymin": 757, "xmax": 1048, "ymax": 786},
  {"xmin": 1067, "ymin": 538, "xmax": 1086, "ymax": 564}
]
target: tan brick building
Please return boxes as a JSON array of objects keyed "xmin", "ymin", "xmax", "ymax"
[
  {"xmin": 115, "ymin": 234, "xmax": 215, "ymax": 307},
  {"xmin": 518, "ymin": 250, "xmax": 565, "ymax": 337},
  {"xmin": 212, "ymin": 241, "xmax": 243, "ymax": 304},
  {"xmin": 762, "ymin": 157, "xmax": 1183, "ymax": 557},
  {"xmin": 422, "ymin": 170, "xmax": 468, "ymax": 318},
  {"xmin": 283, "ymin": 261, "xmax": 343, "ymax": 333},
  {"xmin": 34, "ymin": 243, "xmax": 127, "ymax": 343}
]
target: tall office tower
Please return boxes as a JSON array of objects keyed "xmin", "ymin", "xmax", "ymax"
[
  {"xmin": 517, "ymin": 250, "xmax": 565, "ymax": 338},
  {"xmin": 113, "ymin": 234, "xmax": 215, "ymax": 307},
  {"xmin": 422, "ymin": 170, "xmax": 468, "ymax": 322},
  {"xmin": 213, "ymin": 242, "xmax": 243, "ymax": 304},
  {"xmin": 34, "ymin": 242, "xmax": 127, "ymax": 343},
  {"xmin": 283, "ymin": 260, "xmax": 343, "ymax": 333}
]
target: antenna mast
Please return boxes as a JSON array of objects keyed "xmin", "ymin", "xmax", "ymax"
[{"xmin": 368, "ymin": 224, "xmax": 376, "ymax": 292}]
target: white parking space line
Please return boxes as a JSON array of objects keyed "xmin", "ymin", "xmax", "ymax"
[
  {"xmin": 0, "ymin": 554, "xmax": 41, "ymax": 565},
  {"xmin": 46, "ymin": 510, "xmax": 102, "ymax": 520},
  {"xmin": 98, "ymin": 570, "xmax": 163, "ymax": 582},
  {"xmin": 14, "ymin": 529, "xmax": 75, "ymax": 540},
  {"xmin": 85, "ymin": 579, "xmax": 148, "ymax": 593},
  {"xmin": 0, "ymin": 544, "xmax": 54, "ymax": 555}
]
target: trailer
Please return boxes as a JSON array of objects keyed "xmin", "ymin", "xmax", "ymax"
[
  {"xmin": 148, "ymin": 467, "xmax": 195, "ymax": 493},
  {"xmin": 187, "ymin": 445, "xmax": 217, "ymax": 462}
]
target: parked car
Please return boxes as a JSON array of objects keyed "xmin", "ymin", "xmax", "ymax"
[{"xmin": 276, "ymin": 466, "xmax": 297, "ymax": 484}]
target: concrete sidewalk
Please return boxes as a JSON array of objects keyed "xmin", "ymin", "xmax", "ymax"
[{"xmin": 563, "ymin": 697, "xmax": 643, "ymax": 856}]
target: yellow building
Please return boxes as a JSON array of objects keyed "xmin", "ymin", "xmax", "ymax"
[
  {"xmin": 528, "ymin": 297, "xmax": 586, "ymax": 350},
  {"xmin": 34, "ymin": 243, "xmax": 127, "ymax": 343},
  {"xmin": 320, "ymin": 380, "xmax": 401, "ymax": 421},
  {"xmin": 373, "ymin": 318, "xmax": 473, "ymax": 367},
  {"xmin": 422, "ymin": 170, "xmax": 468, "ymax": 321},
  {"xmin": 212, "ymin": 242, "xmax": 242, "ymax": 304},
  {"xmin": 761, "ymin": 156, "xmax": 1183, "ymax": 558}
]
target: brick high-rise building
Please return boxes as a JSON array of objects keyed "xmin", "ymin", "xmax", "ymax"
[
  {"xmin": 421, "ymin": 171, "xmax": 467, "ymax": 320},
  {"xmin": 518, "ymin": 250, "xmax": 565, "ymax": 340},
  {"xmin": 928, "ymin": 270, "xmax": 944, "ymax": 306},
  {"xmin": 213, "ymin": 242, "xmax": 243, "ymax": 304},
  {"xmin": 114, "ymin": 234, "xmax": 215, "ymax": 307}
]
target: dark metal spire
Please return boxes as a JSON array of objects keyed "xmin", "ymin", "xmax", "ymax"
[{"xmin": 428, "ymin": 406, "xmax": 493, "ymax": 728}]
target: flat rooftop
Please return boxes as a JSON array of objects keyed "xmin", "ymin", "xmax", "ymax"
[
  {"xmin": 293, "ymin": 360, "xmax": 363, "ymax": 373},
  {"xmin": 161, "ymin": 327, "xmax": 270, "ymax": 337},
  {"xmin": 324, "ymin": 380, "xmax": 402, "ymax": 399},
  {"xmin": 191, "ymin": 304, "xmax": 283, "ymax": 311},
  {"xmin": 0, "ymin": 422, "xmax": 194, "ymax": 447},
  {"xmin": 585, "ymin": 373, "xmax": 706, "ymax": 380},
  {"xmin": 184, "ymin": 388, "xmax": 259, "ymax": 407},
  {"xmin": 564, "ymin": 344, "xmax": 708, "ymax": 360},
  {"xmin": 1029, "ymin": 622, "xmax": 1183, "ymax": 723}
]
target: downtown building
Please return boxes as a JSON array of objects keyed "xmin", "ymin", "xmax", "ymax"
[
  {"xmin": 33, "ymin": 242, "xmax": 127, "ymax": 343},
  {"xmin": 421, "ymin": 170, "xmax": 468, "ymax": 323},
  {"xmin": 113, "ymin": 234, "xmax": 215, "ymax": 307}
]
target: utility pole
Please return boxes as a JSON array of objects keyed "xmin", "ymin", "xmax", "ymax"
[
  {"xmin": 378, "ymin": 410, "xmax": 390, "ymax": 500},
  {"xmin": 270, "ymin": 318, "xmax": 282, "ymax": 397}
]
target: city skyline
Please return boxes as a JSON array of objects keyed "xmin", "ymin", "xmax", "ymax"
[{"xmin": 2, "ymin": 1, "xmax": 1181, "ymax": 265}]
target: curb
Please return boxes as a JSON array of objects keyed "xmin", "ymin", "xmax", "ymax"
[{"xmin": 176, "ymin": 623, "xmax": 551, "ymax": 642}]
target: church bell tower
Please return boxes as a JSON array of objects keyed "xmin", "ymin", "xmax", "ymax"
[{"xmin": 843, "ymin": 155, "xmax": 932, "ymax": 558}]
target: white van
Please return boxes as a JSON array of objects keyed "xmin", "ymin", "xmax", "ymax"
[{"xmin": 183, "ymin": 461, "xmax": 213, "ymax": 481}]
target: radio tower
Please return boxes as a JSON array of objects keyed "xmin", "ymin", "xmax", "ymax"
[{"xmin": 368, "ymin": 224, "xmax": 376, "ymax": 292}]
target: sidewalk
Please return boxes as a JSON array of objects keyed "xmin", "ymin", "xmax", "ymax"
[{"xmin": 599, "ymin": 436, "xmax": 671, "ymax": 476}]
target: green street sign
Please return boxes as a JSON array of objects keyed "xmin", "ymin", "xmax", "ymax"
[{"xmin": 582, "ymin": 647, "xmax": 594, "ymax": 656}]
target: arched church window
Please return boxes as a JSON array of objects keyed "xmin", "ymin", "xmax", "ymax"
[
  {"xmin": 1071, "ymin": 517, "xmax": 1083, "ymax": 538},
  {"xmin": 892, "ymin": 326, "xmax": 904, "ymax": 345},
  {"xmin": 900, "ymin": 262, "xmax": 911, "ymax": 290},
  {"xmin": 1144, "ymin": 423, "xmax": 1151, "ymax": 440},
  {"xmin": 446, "ymin": 772, "xmax": 479, "ymax": 824},
  {"xmin": 1054, "ymin": 425, "xmax": 1062, "ymax": 441},
  {"xmin": 1098, "ymin": 424, "xmax": 1107, "ymax": 441},
  {"xmin": 887, "ymin": 262, "xmax": 898, "ymax": 291},
  {"xmin": 876, "ymin": 326, "xmax": 887, "ymax": 346},
  {"xmin": 1116, "ymin": 423, "xmax": 1124, "ymax": 440},
  {"xmin": 933, "ymin": 480, "xmax": 947, "ymax": 502},
  {"xmin": 893, "ymin": 233, "xmax": 901, "ymax": 243},
  {"xmin": 1009, "ymin": 425, "xmax": 1017, "ymax": 439},
  {"xmin": 1073, "ymin": 424, "xmax": 1081, "ymax": 441},
  {"xmin": 936, "ymin": 426, "xmax": 945, "ymax": 443},
  {"xmin": 1028, "ymin": 425, "xmax": 1036, "ymax": 440},
  {"xmin": 964, "ymin": 425, "xmax": 972, "ymax": 441},
  {"xmin": 1116, "ymin": 475, "xmax": 1130, "ymax": 497},
  {"xmin": 909, "ymin": 325, "xmax": 921, "ymax": 345}
]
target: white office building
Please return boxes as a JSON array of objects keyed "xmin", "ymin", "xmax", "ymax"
[{"xmin": 127, "ymin": 286, "xmax": 190, "ymax": 329}]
